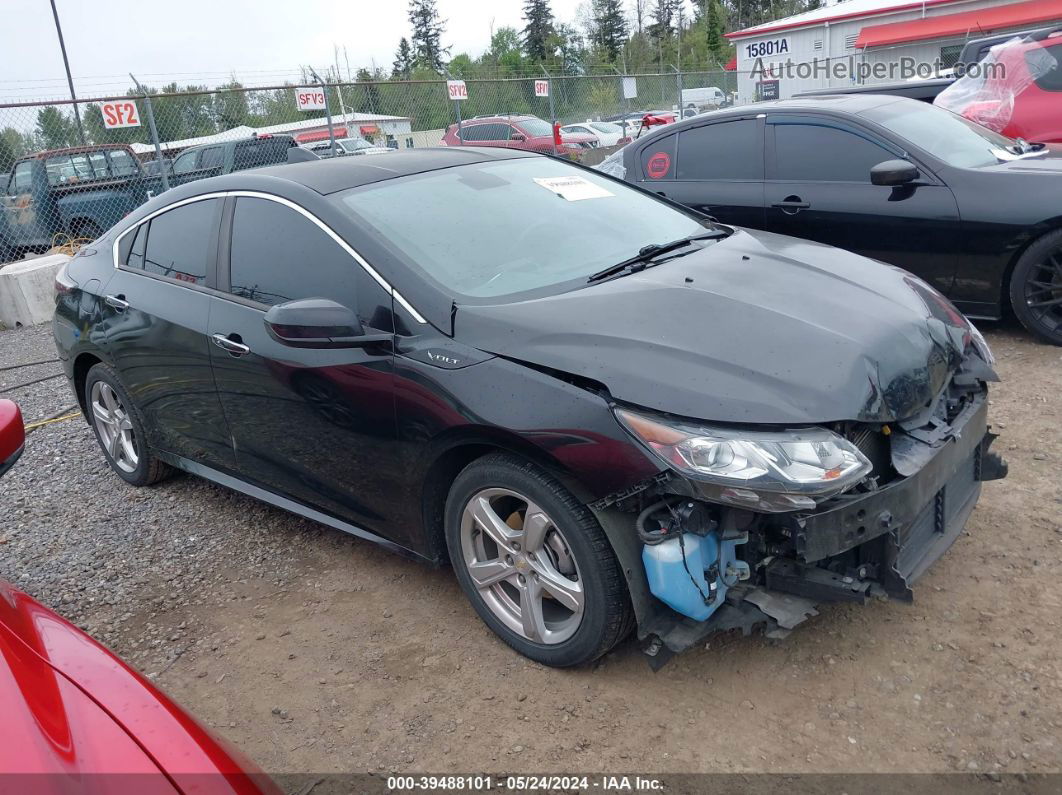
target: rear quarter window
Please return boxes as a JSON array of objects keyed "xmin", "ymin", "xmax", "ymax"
[{"xmin": 639, "ymin": 133, "xmax": 677, "ymax": 181}]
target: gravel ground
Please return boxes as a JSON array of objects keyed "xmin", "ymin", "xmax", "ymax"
[{"xmin": 1, "ymin": 319, "xmax": 1060, "ymax": 780}]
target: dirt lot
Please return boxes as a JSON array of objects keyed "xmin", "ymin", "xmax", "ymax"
[{"xmin": 1, "ymin": 319, "xmax": 1060, "ymax": 780}]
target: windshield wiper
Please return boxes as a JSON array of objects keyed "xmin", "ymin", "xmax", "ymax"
[{"xmin": 587, "ymin": 231, "xmax": 727, "ymax": 283}]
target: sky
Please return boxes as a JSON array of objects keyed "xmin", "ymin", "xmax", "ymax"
[{"xmin": 2, "ymin": 0, "xmax": 589, "ymax": 102}]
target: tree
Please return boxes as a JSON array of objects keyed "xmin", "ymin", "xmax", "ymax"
[
  {"xmin": 704, "ymin": 0, "xmax": 726, "ymax": 61},
  {"xmin": 213, "ymin": 80, "xmax": 250, "ymax": 131},
  {"xmin": 0, "ymin": 127, "xmax": 33, "ymax": 172},
  {"xmin": 408, "ymin": 0, "xmax": 449, "ymax": 71},
  {"xmin": 522, "ymin": 0, "xmax": 555, "ymax": 62},
  {"xmin": 35, "ymin": 106, "xmax": 79, "ymax": 150},
  {"xmin": 591, "ymin": 0, "xmax": 628, "ymax": 63},
  {"xmin": 392, "ymin": 37, "xmax": 414, "ymax": 78}
]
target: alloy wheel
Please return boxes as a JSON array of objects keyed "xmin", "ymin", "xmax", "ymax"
[
  {"xmin": 1023, "ymin": 245, "xmax": 1062, "ymax": 337},
  {"xmin": 90, "ymin": 381, "xmax": 139, "ymax": 473},
  {"xmin": 459, "ymin": 487, "xmax": 584, "ymax": 645}
]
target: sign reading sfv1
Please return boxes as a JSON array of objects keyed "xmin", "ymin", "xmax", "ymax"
[
  {"xmin": 296, "ymin": 89, "xmax": 327, "ymax": 111},
  {"xmin": 447, "ymin": 80, "xmax": 468, "ymax": 101},
  {"xmin": 100, "ymin": 100, "xmax": 141, "ymax": 129}
]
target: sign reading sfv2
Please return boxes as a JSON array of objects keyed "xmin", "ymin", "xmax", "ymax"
[
  {"xmin": 296, "ymin": 89, "xmax": 327, "ymax": 112},
  {"xmin": 447, "ymin": 80, "xmax": 468, "ymax": 101},
  {"xmin": 100, "ymin": 100, "xmax": 141, "ymax": 129},
  {"xmin": 744, "ymin": 37, "xmax": 790, "ymax": 59}
]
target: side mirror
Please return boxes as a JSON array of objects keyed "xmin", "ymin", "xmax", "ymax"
[
  {"xmin": 264, "ymin": 298, "xmax": 369, "ymax": 348},
  {"xmin": 0, "ymin": 399, "xmax": 25, "ymax": 479},
  {"xmin": 871, "ymin": 159, "xmax": 919, "ymax": 186},
  {"xmin": 510, "ymin": 132, "xmax": 526, "ymax": 142}
]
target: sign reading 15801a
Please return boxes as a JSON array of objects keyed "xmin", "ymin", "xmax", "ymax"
[{"xmin": 745, "ymin": 37, "xmax": 790, "ymax": 59}]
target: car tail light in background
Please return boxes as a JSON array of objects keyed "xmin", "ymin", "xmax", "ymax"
[
  {"xmin": 54, "ymin": 261, "xmax": 77, "ymax": 296},
  {"xmin": 618, "ymin": 137, "xmax": 632, "ymax": 145}
]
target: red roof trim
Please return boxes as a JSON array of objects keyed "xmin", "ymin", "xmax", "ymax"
[
  {"xmin": 856, "ymin": 0, "xmax": 1062, "ymax": 48},
  {"xmin": 725, "ymin": 0, "xmax": 966, "ymax": 40}
]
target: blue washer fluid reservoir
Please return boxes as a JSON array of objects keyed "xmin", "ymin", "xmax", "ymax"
[{"xmin": 642, "ymin": 530, "xmax": 749, "ymax": 622}]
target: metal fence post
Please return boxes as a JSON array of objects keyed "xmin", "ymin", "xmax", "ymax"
[
  {"xmin": 673, "ymin": 66, "xmax": 684, "ymax": 114},
  {"xmin": 130, "ymin": 73, "xmax": 169, "ymax": 193},
  {"xmin": 310, "ymin": 69, "xmax": 338, "ymax": 157},
  {"xmin": 543, "ymin": 67, "xmax": 557, "ymax": 155}
]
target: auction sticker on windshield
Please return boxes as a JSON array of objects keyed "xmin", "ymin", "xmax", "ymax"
[{"xmin": 533, "ymin": 176, "xmax": 614, "ymax": 201}]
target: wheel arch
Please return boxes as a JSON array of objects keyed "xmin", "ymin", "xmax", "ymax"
[
  {"xmin": 1001, "ymin": 215, "xmax": 1062, "ymax": 314},
  {"xmin": 418, "ymin": 428, "xmax": 600, "ymax": 567},
  {"xmin": 72, "ymin": 351, "xmax": 104, "ymax": 422}
]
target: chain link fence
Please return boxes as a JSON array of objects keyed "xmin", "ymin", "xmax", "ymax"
[{"xmin": 0, "ymin": 70, "xmax": 737, "ymax": 259}]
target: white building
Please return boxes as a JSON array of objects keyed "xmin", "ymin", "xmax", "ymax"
[{"xmin": 726, "ymin": 0, "xmax": 1062, "ymax": 103}]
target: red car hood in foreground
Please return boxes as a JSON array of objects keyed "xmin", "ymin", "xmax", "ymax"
[{"xmin": 0, "ymin": 580, "xmax": 279, "ymax": 794}]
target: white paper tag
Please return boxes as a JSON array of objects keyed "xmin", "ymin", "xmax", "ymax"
[{"xmin": 533, "ymin": 176, "xmax": 614, "ymax": 201}]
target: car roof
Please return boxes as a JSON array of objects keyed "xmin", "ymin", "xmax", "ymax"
[{"xmin": 229, "ymin": 146, "xmax": 539, "ymax": 194}]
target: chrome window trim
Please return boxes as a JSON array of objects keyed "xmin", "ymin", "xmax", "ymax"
[{"xmin": 110, "ymin": 189, "xmax": 427, "ymax": 324}]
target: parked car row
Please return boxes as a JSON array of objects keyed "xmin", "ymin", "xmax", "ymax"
[{"xmin": 300, "ymin": 136, "xmax": 393, "ymax": 158}]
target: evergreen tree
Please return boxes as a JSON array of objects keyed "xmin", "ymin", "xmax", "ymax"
[
  {"xmin": 705, "ymin": 0, "xmax": 725, "ymax": 59},
  {"xmin": 35, "ymin": 106, "xmax": 79, "ymax": 150},
  {"xmin": 408, "ymin": 0, "xmax": 449, "ymax": 71},
  {"xmin": 392, "ymin": 37, "xmax": 414, "ymax": 78},
  {"xmin": 593, "ymin": 0, "xmax": 628, "ymax": 63},
  {"xmin": 522, "ymin": 0, "xmax": 555, "ymax": 62}
]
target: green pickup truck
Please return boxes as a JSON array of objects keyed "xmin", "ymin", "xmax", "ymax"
[
  {"xmin": 1, "ymin": 135, "xmax": 297, "ymax": 259},
  {"xmin": 0, "ymin": 144, "xmax": 162, "ymax": 258}
]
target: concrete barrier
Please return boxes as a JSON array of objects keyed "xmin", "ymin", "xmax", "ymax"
[{"xmin": 0, "ymin": 254, "xmax": 70, "ymax": 329}]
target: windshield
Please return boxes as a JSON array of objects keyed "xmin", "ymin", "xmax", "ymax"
[
  {"xmin": 591, "ymin": 122, "xmax": 622, "ymax": 134},
  {"xmin": 517, "ymin": 118, "xmax": 553, "ymax": 137},
  {"xmin": 860, "ymin": 101, "xmax": 1019, "ymax": 168},
  {"xmin": 340, "ymin": 139, "xmax": 374, "ymax": 152},
  {"xmin": 335, "ymin": 158, "xmax": 708, "ymax": 300}
]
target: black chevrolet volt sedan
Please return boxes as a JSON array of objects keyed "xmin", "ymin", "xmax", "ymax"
[
  {"xmin": 599, "ymin": 95, "xmax": 1062, "ymax": 346},
  {"xmin": 54, "ymin": 148, "xmax": 1006, "ymax": 667}
]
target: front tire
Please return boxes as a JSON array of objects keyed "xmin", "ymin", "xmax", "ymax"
[
  {"xmin": 1010, "ymin": 229, "xmax": 1062, "ymax": 346},
  {"xmin": 84, "ymin": 363, "xmax": 171, "ymax": 486},
  {"xmin": 444, "ymin": 453, "xmax": 633, "ymax": 667}
]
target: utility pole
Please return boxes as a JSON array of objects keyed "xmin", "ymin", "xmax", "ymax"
[{"xmin": 49, "ymin": 0, "xmax": 85, "ymax": 145}]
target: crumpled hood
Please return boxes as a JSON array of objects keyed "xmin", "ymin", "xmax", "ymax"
[{"xmin": 453, "ymin": 228, "xmax": 979, "ymax": 425}]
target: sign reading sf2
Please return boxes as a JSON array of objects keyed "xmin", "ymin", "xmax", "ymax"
[
  {"xmin": 745, "ymin": 37, "xmax": 790, "ymax": 59},
  {"xmin": 296, "ymin": 90, "xmax": 327, "ymax": 111},
  {"xmin": 100, "ymin": 100, "xmax": 141, "ymax": 129}
]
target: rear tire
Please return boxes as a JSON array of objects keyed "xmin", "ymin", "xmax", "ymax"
[
  {"xmin": 84, "ymin": 363, "xmax": 171, "ymax": 487},
  {"xmin": 444, "ymin": 453, "xmax": 633, "ymax": 667},
  {"xmin": 1010, "ymin": 229, "xmax": 1062, "ymax": 346}
]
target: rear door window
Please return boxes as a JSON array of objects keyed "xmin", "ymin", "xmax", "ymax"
[
  {"xmin": 199, "ymin": 146, "xmax": 223, "ymax": 169},
  {"xmin": 676, "ymin": 119, "xmax": 763, "ymax": 180},
  {"xmin": 142, "ymin": 198, "xmax": 221, "ymax": 285},
  {"xmin": 119, "ymin": 223, "xmax": 148, "ymax": 269},
  {"xmin": 108, "ymin": 149, "xmax": 140, "ymax": 176}
]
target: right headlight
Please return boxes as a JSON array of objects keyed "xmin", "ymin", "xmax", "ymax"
[{"xmin": 616, "ymin": 408, "xmax": 872, "ymax": 513}]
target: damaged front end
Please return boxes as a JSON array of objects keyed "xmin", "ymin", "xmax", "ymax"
[{"xmin": 592, "ymin": 350, "xmax": 1008, "ymax": 671}]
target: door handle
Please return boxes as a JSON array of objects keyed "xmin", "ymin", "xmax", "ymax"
[
  {"xmin": 212, "ymin": 333, "xmax": 251, "ymax": 357},
  {"xmin": 771, "ymin": 196, "xmax": 810, "ymax": 215},
  {"xmin": 104, "ymin": 294, "xmax": 129, "ymax": 311}
]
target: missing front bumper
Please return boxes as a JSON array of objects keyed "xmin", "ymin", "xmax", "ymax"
[{"xmin": 639, "ymin": 394, "xmax": 1006, "ymax": 669}]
